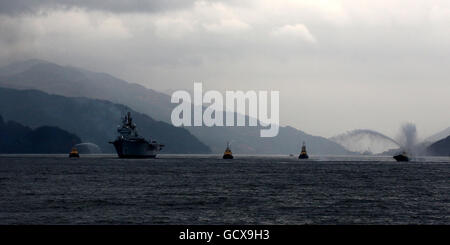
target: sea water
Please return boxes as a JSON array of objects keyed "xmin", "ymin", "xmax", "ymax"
[{"xmin": 0, "ymin": 154, "xmax": 448, "ymax": 224}]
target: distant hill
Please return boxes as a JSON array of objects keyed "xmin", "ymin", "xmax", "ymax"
[
  {"xmin": 0, "ymin": 88, "xmax": 210, "ymax": 154},
  {"xmin": 427, "ymin": 136, "xmax": 450, "ymax": 156},
  {"xmin": 0, "ymin": 115, "xmax": 81, "ymax": 153},
  {"xmin": 425, "ymin": 127, "xmax": 450, "ymax": 143},
  {"xmin": 187, "ymin": 124, "xmax": 353, "ymax": 155},
  {"xmin": 0, "ymin": 59, "xmax": 352, "ymax": 155},
  {"xmin": 0, "ymin": 59, "xmax": 173, "ymax": 122}
]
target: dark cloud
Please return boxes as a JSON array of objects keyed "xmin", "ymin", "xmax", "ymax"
[
  {"xmin": 0, "ymin": 0, "xmax": 196, "ymax": 15},
  {"xmin": 0, "ymin": 0, "xmax": 449, "ymax": 137}
]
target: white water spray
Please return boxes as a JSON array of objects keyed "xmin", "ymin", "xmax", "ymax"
[{"xmin": 395, "ymin": 123, "xmax": 418, "ymax": 155}]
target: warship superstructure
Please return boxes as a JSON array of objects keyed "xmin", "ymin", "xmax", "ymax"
[{"xmin": 110, "ymin": 112, "xmax": 163, "ymax": 158}]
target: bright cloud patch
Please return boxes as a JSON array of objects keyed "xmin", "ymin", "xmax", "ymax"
[{"xmin": 271, "ymin": 24, "xmax": 316, "ymax": 43}]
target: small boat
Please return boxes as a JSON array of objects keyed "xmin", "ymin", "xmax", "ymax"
[
  {"xmin": 223, "ymin": 142, "xmax": 233, "ymax": 159},
  {"xmin": 393, "ymin": 152, "xmax": 409, "ymax": 162},
  {"xmin": 69, "ymin": 147, "xmax": 80, "ymax": 158},
  {"xmin": 298, "ymin": 141, "xmax": 309, "ymax": 159}
]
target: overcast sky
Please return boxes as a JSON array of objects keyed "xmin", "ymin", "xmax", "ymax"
[{"xmin": 0, "ymin": 0, "xmax": 449, "ymax": 138}]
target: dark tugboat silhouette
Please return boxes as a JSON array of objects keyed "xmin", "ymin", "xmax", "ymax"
[
  {"xmin": 298, "ymin": 141, "xmax": 309, "ymax": 159},
  {"xmin": 393, "ymin": 151, "xmax": 410, "ymax": 162},
  {"xmin": 223, "ymin": 142, "xmax": 233, "ymax": 159}
]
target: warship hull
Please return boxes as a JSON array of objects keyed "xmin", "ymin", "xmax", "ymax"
[{"xmin": 111, "ymin": 139, "xmax": 160, "ymax": 158}]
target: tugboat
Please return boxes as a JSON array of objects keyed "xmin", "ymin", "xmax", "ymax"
[
  {"xmin": 223, "ymin": 142, "xmax": 233, "ymax": 159},
  {"xmin": 69, "ymin": 147, "xmax": 80, "ymax": 158},
  {"xmin": 298, "ymin": 141, "xmax": 309, "ymax": 159},
  {"xmin": 393, "ymin": 151, "xmax": 409, "ymax": 162},
  {"xmin": 109, "ymin": 112, "xmax": 164, "ymax": 158}
]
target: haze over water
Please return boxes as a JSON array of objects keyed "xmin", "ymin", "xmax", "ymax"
[{"xmin": 0, "ymin": 155, "xmax": 448, "ymax": 224}]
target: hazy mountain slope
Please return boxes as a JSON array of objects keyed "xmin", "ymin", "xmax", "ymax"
[
  {"xmin": 0, "ymin": 115, "xmax": 81, "ymax": 153},
  {"xmin": 0, "ymin": 88, "xmax": 210, "ymax": 154},
  {"xmin": 0, "ymin": 59, "xmax": 51, "ymax": 77},
  {"xmin": 0, "ymin": 60, "xmax": 352, "ymax": 155},
  {"xmin": 188, "ymin": 124, "xmax": 352, "ymax": 155},
  {"xmin": 425, "ymin": 127, "xmax": 450, "ymax": 143},
  {"xmin": 0, "ymin": 61, "xmax": 173, "ymax": 122},
  {"xmin": 427, "ymin": 136, "xmax": 450, "ymax": 156}
]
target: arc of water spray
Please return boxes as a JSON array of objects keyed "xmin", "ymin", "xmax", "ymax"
[{"xmin": 331, "ymin": 129, "xmax": 401, "ymax": 146}]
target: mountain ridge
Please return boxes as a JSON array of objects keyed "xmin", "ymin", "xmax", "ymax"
[
  {"xmin": 427, "ymin": 136, "xmax": 450, "ymax": 156},
  {"xmin": 0, "ymin": 115, "xmax": 81, "ymax": 153},
  {"xmin": 0, "ymin": 87, "xmax": 211, "ymax": 154},
  {"xmin": 0, "ymin": 59, "xmax": 353, "ymax": 155},
  {"xmin": 425, "ymin": 127, "xmax": 450, "ymax": 143}
]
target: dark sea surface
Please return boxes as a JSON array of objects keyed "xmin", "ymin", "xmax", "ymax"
[{"xmin": 0, "ymin": 154, "xmax": 449, "ymax": 225}]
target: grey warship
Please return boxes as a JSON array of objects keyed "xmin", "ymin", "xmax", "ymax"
[{"xmin": 110, "ymin": 112, "xmax": 164, "ymax": 158}]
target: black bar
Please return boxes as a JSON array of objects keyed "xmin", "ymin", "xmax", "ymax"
[{"xmin": 0, "ymin": 225, "xmax": 447, "ymax": 244}]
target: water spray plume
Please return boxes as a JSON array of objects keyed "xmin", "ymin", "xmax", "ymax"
[
  {"xmin": 396, "ymin": 123, "xmax": 418, "ymax": 154},
  {"xmin": 73, "ymin": 142, "xmax": 102, "ymax": 154}
]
